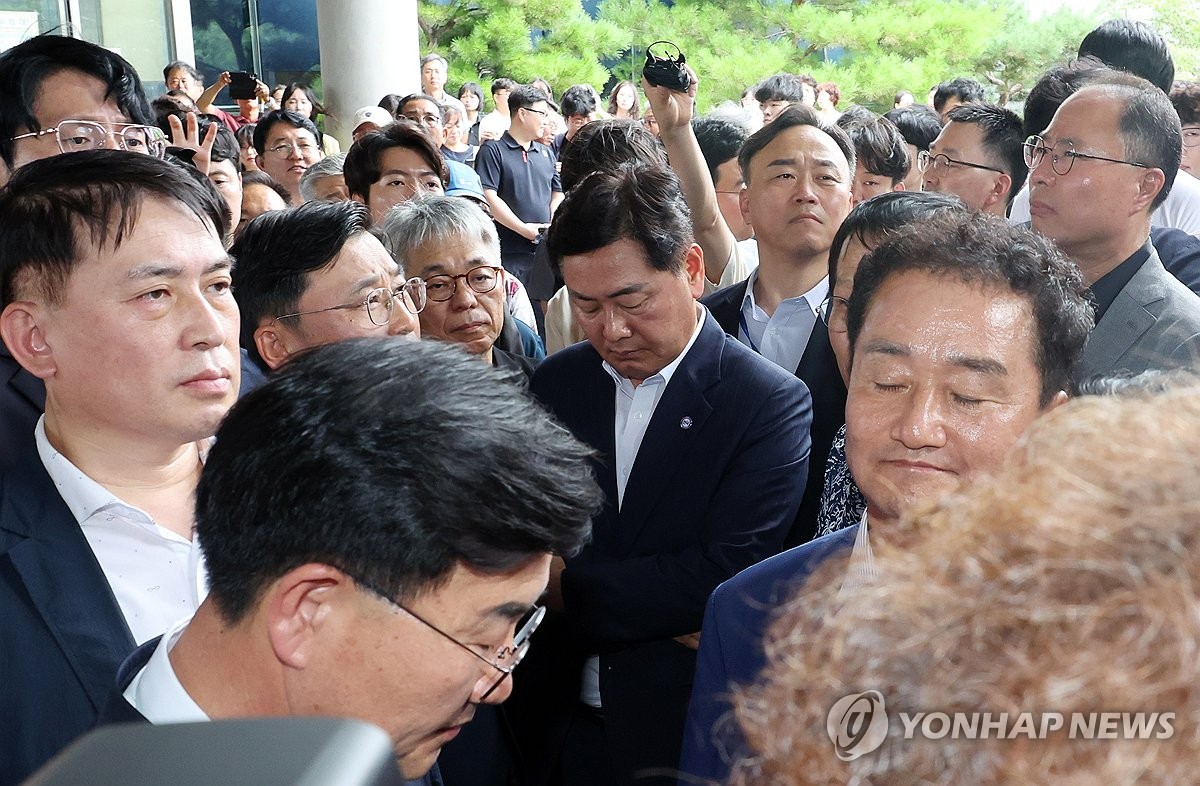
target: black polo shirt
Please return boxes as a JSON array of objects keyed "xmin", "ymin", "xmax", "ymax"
[{"xmin": 475, "ymin": 131, "xmax": 561, "ymax": 257}]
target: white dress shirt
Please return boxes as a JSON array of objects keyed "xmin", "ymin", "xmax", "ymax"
[
  {"xmin": 737, "ymin": 269, "xmax": 828, "ymax": 372},
  {"xmin": 36, "ymin": 417, "xmax": 208, "ymax": 645},
  {"xmin": 123, "ymin": 616, "xmax": 208, "ymax": 723},
  {"xmin": 583, "ymin": 305, "xmax": 706, "ymax": 707}
]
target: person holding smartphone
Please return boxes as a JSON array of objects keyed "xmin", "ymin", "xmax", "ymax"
[{"xmin": 198, "ymin": 70, "xmax": 271, "ymax": 133}]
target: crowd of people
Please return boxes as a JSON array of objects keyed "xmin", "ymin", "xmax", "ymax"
[{"xmin": 2, "ymin": 14, "xmax": 1200, "ymax": 786}]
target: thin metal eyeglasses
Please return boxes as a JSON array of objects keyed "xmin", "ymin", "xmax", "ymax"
[
  {"xmin": 916, "ymin": 149, "xmax": 1003, "ymax": 176},
  {"xmin": 422, "ymin": 266, "xmax": 503, "ymax": 302},
  {"xmin": 10, "ymin": 119, "xmax": 167, "ymax": 158},
  {"xmin": 355, "ymin": 576, "xmax": 545, "ymax": 700},
  {"xmin": 1022, "ymin": 134, "xmax": 1150, "ymax": 177},
  {"xmin": 273, "ymin": 279, "xmax": 427, "ymax": 325},
  {"xmin": 818, "ymin": 295, "xmax": 849, "ymax": 333},
  {"xmin": 266, "ymin": 140, "xmax": 320, "ymax": 157},
  {"xmin": 404, "ymin": 113, "xmax": 442, "ymax": 127},
  {"xmin": 1181, "ymin": 127, "xmax": 1200, "ymax": 149}
]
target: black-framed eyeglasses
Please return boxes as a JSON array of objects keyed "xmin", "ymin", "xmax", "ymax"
[
  {"xmin": 10, "ymin": 119, "xmax": 168, "ymax": 158},
  {"xmin": 274, "ymin": 278, "xmax": 427, "ymax": 325},
  {"xmin": 818, "ymin": 295, "xmax": 849, "ymax": 333},
  {"xmin": 916, "ymin": 149, "xmax": 1003, "ymax": 176},
  {"xmin": 1022, "ymin": 134, "xmax": 1150, "ymax": 177},
  {"xmin": 423, "ymin": 265, "xmax": 503, "ymax": 302},
  {"xmin": 354, "ymin": 576, "xmax": 545, "ymax": 701},
  {"xmin": 1182, "ymin": 126, "xmax": 1200, "ymax": 149},
  {"xmin": 522, "ymin": 106, "xmax": 548, "ymax": 119}
]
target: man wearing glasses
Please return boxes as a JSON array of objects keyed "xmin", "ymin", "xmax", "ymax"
[
  {"xmin": 919, "ymin": 102, "xmax": 1025, "ymax": 216},
  {"xmin": 474, "ymin": 83, "xmax": 563, "ymax": 289},
  {"xmin": 229, "ymin": 199, "xmax": 422, "ymax": 373},
  {"xmin": 1026, "ymin": 74, "xmax": 1200, "ymax": 382},
  {"xmin": 98, "ymin": 338, "xmax": 600, "ymax": 786},
  {"xmin": 252, "ymin": 109, "xmax": 324, "ymax": 205}
]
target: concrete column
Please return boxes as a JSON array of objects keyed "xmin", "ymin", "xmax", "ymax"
[{"xmin": 316, "ymin": 0, "xmax": 419, "ymax": 148}]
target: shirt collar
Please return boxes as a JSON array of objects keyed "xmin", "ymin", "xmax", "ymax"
[
  {"xmin": 123, "ymin": 616, "xmax": 209, "ymax": 724},
  {"xmin": 602, "ymin": 303, "xmax": 705, "ymax": 388},
  {"xmin": 35, "ymin": 415, "xmax": 212, "ymax": 526},
  {"xmin": 740, "ymin": 269, "xmax": 830, "ymax": 318}
]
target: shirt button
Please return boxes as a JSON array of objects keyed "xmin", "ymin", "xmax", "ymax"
[{"xmin": 770, "ymin": 328, "xmax": 778, "ymax": 335}]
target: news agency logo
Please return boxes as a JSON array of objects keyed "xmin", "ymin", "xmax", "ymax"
[{"xmin": 827, "ymin": 690, "xmax": 889, "ymax": 760}]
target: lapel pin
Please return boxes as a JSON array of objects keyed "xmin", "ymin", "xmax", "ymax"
[{"xmin": 680, "ymin": 416, "xmax": 693, "ymax": 429}]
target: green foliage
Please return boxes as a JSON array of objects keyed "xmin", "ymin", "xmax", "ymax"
[
  {"xmin": 418, "ymin": 0, "xmax": 1101, "ymax": 112},
  {"xmin": 1109, "ymin": 1, "xmax": 1200, "ymax": 78}
]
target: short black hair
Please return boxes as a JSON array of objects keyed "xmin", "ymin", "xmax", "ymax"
[
  {"xmin": 844, "ymin": 114, "xmax": 910, "ymax": 185},
  {"xmin": 458, "ymin": 81, "xmax": 485, "ymax": 109},
  {"xmin": 754, "ymin": 73, "xmax": 803, "ymax": 104},
  {"xmin": 241, "ymin": 170, "xmax": 292, "ymax": 206},
  {"xmin": 1022, "ymin": 57, "xmax": 1108, "ymax": 138},
  {"xmin": 398, "ymin": 93, "xmax": 446, "ymax": 123},
  {"xmin": 196, "ymin": 337, "xmax": 601, "ymax": 622},
  {"xmin": 343, "ymin": 119, "xmax": 447, "ymax": 202},
  {"xmin": 378, "ymin": 93, "xmax": 403, "ymax": 116},
  {"xmin": 847, "ymin": 211, "xmax": 1093, "ymax": 404},
  {"xmin": 738, "ymin": 104, "xmax": 855, "ymax": 184},
  {"xmin": 547, "ymin": 165, "xmax": 692, "ymax": 275},
  {"xmin": 945, "ymin": 103, "xmax": 1027, "ymax": 205},
  {"xmin": 1079, "ymin": 19, "xmax": 1174, "ymax": 93},
  {"xmin": 491, "ymin": 78, "xmax": 517, "ymax": 96},
  {"xmin": 828, "ymin": 190, "xmax": 965, "ymax": 284},
  {"xmin": 163, "ymin": 60, "xmax": 201, "ymax": 83},
  {"xmin": 933, "ymin": 78, "xmax": 985, "ymax": 113},
  {"xmin": 252, "ymin": 110, "xmax": 320, "ymax": 162},
  {"xmin": 0, "ymin": 35, "xmax": 153, "ymax": 170},
  {"xmin": 1084, "ymin": 74, "xmax": 1182, "ymax": 209},
  {"xmin": 229, "ymin": 199, "xmax": 372, "ymax": 364},
  {"xmin": 558, "ymin": 118, "xmax": 666, "ymax": 192},
  {"xmin": 883, "ymin": 105, "xmax": 942, "ymax": 152},
  {"xmin": 560, "ymin": 84, "xmax": 597, "ymax": 119},
  {"xmin": 1170, "ymin": 81, "xmax": 1200, "ymax": 126},
  {"xmin": 693, "ymin": 115, "xmax": 751, "ymax": 183},
  {"xmin": 0, "ymin": 150, "xmax": 228, "ymax": 307},
  {"xmin": 199, "ymin": 115, "xmax": 240, "ymax": 166},
  {"xmin": 507, "ymin": 84, "xmax": 547, "ymax": 114}
]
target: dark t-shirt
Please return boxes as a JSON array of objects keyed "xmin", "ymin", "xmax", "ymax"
[{"xmin": 474, "ymin": 132, "xmax": 561, "ymax": 258}]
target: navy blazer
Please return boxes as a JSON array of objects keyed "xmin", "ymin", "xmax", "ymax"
[
  {"xmin": 521, "ymin": 312, "xmax": 812, "ymax": 785},
  {"xmin": 0, "ymin": 447, "xmax": 137, "ymax": 785},
  {"xmin": 678, "ymin": 524, "xmax": 859, "ymax": 785},
  {"xmin": 702, "ymin": 281, "xmax": 847, "ymax": 548}
]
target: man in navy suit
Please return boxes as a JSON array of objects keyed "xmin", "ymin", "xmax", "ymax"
[
  {"xmin": 520, "ymin": 165, "xmax": 812, "ymax": 785},
  {"xmin": 678, "ymin": 211, "xmax": 1095, "ymax": 784},
  {"xmin": 95, "ymin": 339, "xmax": 600, "ymax": 786},
  {"xmin": 0, "ymin": 150, "xmax": 239, "ymax": 784}
]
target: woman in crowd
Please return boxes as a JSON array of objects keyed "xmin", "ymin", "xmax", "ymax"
[
  {"xmin": 457, "ymin": 80, "xmax": 485, "ymax": 144},
  {"xmin": 440, "ymin": 105, "xmax": 478, "ymax": 165},
  {"xmin": 281, "ymin": 82, "xmax": 340, "ymax": 154},
  {"xmin": 607, "ymin": 79, "xmax": 640, "ymax": 120}
]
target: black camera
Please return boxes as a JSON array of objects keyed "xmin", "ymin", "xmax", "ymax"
[
  {"xmin": 228, "ymin": 71, "xmax": 259, "ymax": 101},
  {"xmin": 642, "ymin": 41, "xmax": 690, "ymax": 93}
]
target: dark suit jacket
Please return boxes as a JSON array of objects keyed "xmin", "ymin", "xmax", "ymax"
[
  {"xmin": 1076, "ymin": 243, "xmax": 1200, "ymax": 383},
  {"xmin": 678, "ymin": 524, "xmax": 859, "ymax": 785},
  {"xmin": 521, "ymin": 313, "xmax": 812, "ymax": 785},
  {"xmin": 0, "ymin": 448, "xmax": 137, "ymax": 786},
  {"xmin": 703, "ymin": 281, "xmax": 847, "ymax": 547}
]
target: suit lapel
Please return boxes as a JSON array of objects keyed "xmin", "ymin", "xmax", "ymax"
[
  {"xmin": 1, "ymin": 458, "xmax": 136, "ymax": 712},
  {"xmin": 614, "ymin": 317, "xmax": 722, "ymax": 549},
  {"xmin": 701, "ymin": 282, "xmax": 748, "ymax": 337},
  {"xmin": 1080, "ymin": 249, "xmax": 1166, "ymax": 378}
]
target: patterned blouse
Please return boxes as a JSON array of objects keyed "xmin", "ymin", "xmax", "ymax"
[{"xmin": 816, "ymin": 423, "xmax": 867, "ymax": 538}]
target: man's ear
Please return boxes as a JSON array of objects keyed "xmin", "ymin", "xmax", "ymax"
[
  {"xmin": 739, "ymin": 186, "xmax": 752, "ymax": 226},
  {"xmin": 265, "ymin": 563, "xmax": 349, "ymax": 670},
  {"xmin": 982, "ymin": 173, "xmax": 1011, "ymax": 211},
  {"xmin": 1134, "ymin": 168, "xmax": 1167, "ymax": 213},
  {"xmin": 1043, "ymin": 389, "xmax": 1069, "ymax": 413},
  {"xmin": 254, "ymin": 322, "xmax": 295, "ymax": 371},
  {"xmin": 1, "ymin": 301, "xmax": 56, "ymax": 379},
  {"xmin": 683, "ymin": 244, "xmax": 705, "ymax": 300}
]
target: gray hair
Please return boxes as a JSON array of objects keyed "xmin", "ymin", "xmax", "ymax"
[
  {"xmin": 377, "ymin": 194, "xmax": 500, "ymax": 275},
  {"xmin": 298, "ymin": 152, "xmax": 347, "ymax": 202}
]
